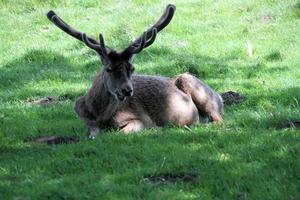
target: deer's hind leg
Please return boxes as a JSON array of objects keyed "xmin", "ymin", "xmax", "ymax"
[
  {"xmin": 175, "ymin": 73, "xmax": 223, "ymax": 123},
  {"xmin": 116, "ymin": 111, "xmax": 156, "ymax": 134},
  {"xmin": 120, "ymin": 120, "xmax": 145, "ymax": 134}
]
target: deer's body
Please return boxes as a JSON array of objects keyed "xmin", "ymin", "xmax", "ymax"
[
  {"xmin": 47, "ymin": 4, "xmax": 223, "ymax": 138},
  {"xmin": 75, "ymin": 72, "xmax": 223, "ymax": 136}
]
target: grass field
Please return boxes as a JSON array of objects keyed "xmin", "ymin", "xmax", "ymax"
[{"xmin": 0, "ymin": 0, "xmax": 300, "ymax": 199}]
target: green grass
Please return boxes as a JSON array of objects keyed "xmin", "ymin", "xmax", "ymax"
[{"xmin": 0, "ymin": 0, "xmax": 300, "ymax": 199}]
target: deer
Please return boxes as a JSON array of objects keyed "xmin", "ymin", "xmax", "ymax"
[{"xmin": 47, "ymin": 4, "xmax": 223, "ymax": 139}]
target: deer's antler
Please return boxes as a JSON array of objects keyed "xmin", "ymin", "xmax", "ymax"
[
  {"xmin": 121, "ymin": 4, "xmax": 176, "ymax": 56},
  {"xmin": 47, "ymin": 4, "xmax": 176, "ymax": 58},
  {"xmin": 47, "ymin": 10, "xmax": 108, "ymax": 56}
]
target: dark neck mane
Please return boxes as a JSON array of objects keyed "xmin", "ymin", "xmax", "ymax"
[{"xmin": 85, "ymin": 70, "xmax": 119, "ymax": 121}]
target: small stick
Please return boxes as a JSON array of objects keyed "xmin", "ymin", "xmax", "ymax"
[
  {"xmin": 184, "ymin": 125, "xmax": 192, "ymax": 132},
  {"xmin": 247, "ymin": 41, "xmax": 253, "ymax": 57}
]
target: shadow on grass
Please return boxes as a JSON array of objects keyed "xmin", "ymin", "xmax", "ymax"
[
  {"xmin": 1, "ymin": 47, "xmax": 226, "ymax": 100},
  {"xmin": 231, "ymin": 86, "xmax": 300, "ymax": 129},
  {"xmin": 136, "ymin": 46, "xmax": 231, "ymax": 79},
  {"xmin": 136, "ymin": 46, "xmax": 291, "ymax": 84},
  {"xmin": 0, "ymin": 49, "xmax": 98, "ymax": 101},
  {"xmin": 0, "ymin": 127, "xmax": 299, "ymax": 199},
  {"xmin": 1, "ymin": 50, "xmax": 76, "ymax": 87},
  {"xmin": 1, "ymin": 47, "xmax": 291, "ymax": 99}
]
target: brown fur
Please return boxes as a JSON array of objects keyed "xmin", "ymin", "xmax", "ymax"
[{"xmin": 75, "ymin": 72, "xmax": 223, "ymax": 137}]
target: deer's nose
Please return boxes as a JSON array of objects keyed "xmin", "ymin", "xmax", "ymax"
[{"xmin": 122, "ymin": 88, "xmax": 133, "ymax": 97}]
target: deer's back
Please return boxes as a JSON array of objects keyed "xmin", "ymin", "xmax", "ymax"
[{"xmin": 120, "ymin": 75, "xmax": 199, "ymax": 126}]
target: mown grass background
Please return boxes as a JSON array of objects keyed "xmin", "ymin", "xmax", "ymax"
[{"xmin": 0, "ymin": 0, "xmax": 299, "ymax": 199}]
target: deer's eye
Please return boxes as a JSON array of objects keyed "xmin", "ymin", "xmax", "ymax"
[{"xmin": 106, "ymin": 67, "xmax": 113, "ymax": 72}]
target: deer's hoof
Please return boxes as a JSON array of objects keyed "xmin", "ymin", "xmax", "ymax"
[{"xmin": 89, "ymin": 135, "xmax": 96, "ymax": 140}]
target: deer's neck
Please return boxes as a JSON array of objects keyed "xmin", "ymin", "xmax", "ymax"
[{"xmin": 85, "ymin": 71, "xmax": 119, "ymax": 121}]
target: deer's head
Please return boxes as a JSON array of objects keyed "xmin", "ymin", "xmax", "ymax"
[{"xmin": 47, "ymin": 4, "xmax": 175, "ymax": 101}]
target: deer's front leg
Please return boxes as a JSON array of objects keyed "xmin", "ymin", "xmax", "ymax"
[
  {"xmin": 75, "ymin": 97, "xmax": 102, "ymax": 139},
  {"xmin": 88, "ymin": 126, "xmax": 100, "ymax": 139}
]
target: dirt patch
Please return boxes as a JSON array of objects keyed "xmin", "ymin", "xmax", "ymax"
[
  {"xmin": 220, "ymin": 91, "xmax": 246, "ymax": 105},
  {"xmin": 281, "ymin": 120, "xmax": 300, "ymax": 129},
  {"xmin": 26, "ymin": 97, "xmax": 55, "ymax": 106},
  {"xmin": 26, "ymin": 135, "xmax": 79, "ymax": 145},
  {"xmin": 26, "ymin": 94, "xmax": 75, "ymax": 106},
  {"xmin": 261, "ymin": 15, "xmax": 272, "ymax": 23},
  {"xmin": 142, "ymin": 172, "xmax": 198, "ymax": 185},
  {"xmin": 58, "ymin": 93, "xmax": 77, "ymax": 101}
]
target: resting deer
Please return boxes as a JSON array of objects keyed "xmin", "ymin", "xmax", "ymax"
[{"xmin": 47, "ymin": 4, "xmax": 223, "ymax": 138}]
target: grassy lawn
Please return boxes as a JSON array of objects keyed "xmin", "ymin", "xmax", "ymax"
[{"xmin": 1, "ymin": 0, "xmax": 300, "ymax": 199}]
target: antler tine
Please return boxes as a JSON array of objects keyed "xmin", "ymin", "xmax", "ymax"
[
  {"xmin": 122, "ymin": 4, "xmax": 176, "ymax": 56},
  {"xmin": 129, "ymin": 31, "xmax": 147, "ymax": 54},
  {"xmin": 82, "ymin": 33, "xmax": 101, "ymax": 51},
  {"xmin": 99, "ymin": 33, "xmax": 107, "ymax": 55},
  {"xmin": 131, "ymin": 28, "xmax": 157, "ymax": 48},
  {"xmin": 144, "ymin": 28, "xmax": 157, "ymax": 48},
  {"xmin": 134, "ymin": 4, "xmax": 175, "ymax": 46},
  {"xmin": 47, "ymin": 10, "xmax": 99, "ymax": 45}
]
